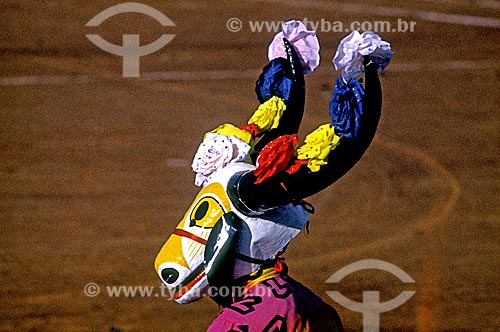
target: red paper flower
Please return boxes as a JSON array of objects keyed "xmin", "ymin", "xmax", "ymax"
[
  {"xmin": 254, "ymin": 134, "xmax": 299, "ymax": 184},
  {"xmin": 239, "ymin": 123, "xmax": 260, "ymax": 137}
]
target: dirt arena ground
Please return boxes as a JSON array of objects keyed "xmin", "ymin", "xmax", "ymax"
[{"xmin": 1, "ymin": 1, "xmax": 499, "ymax": 331}]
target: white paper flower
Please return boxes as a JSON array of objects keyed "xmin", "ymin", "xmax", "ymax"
[
  {"xmin": 268, "ymin": 20, "xmax": 320, "ymax": 74},
  {"xmin": 191, "ymin": 133, "xmax": 251, "ymax": 186},
  {"xmin": 333, "ymin": 31, "xmax": 393, "ymax": 81}
]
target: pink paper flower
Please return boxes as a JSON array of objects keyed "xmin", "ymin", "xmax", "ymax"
[
  {"xmin": 191, "ymin": 133, "xmax": 250, "ymax": 186},
  {"xmin": 268, "ymin": 20, "xmax": 320, "ymax": 74},
  {"xmin": 332, "ymin": 31, "xmax": 393, "ymax": 81}
]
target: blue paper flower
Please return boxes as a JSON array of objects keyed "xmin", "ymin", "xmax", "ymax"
[
  {"xmin": 329, "ymin": 77, "xmax": 365, "ymax": 139},
  {"xmin": 255, "ymin": 58, "xmax": 294, "ymax": 103}
]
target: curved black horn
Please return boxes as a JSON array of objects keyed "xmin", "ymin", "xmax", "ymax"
[{"xmin": 230, "ymin": 61, "xmax": 382, "ymax": 213}]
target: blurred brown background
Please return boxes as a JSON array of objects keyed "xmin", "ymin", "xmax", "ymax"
[{"xmin": 1, "ymin": 1, "xmax": 499, "ymax": 331}]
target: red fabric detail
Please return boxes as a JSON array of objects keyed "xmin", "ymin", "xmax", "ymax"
[
  {"xmin": 253, "ymin": 134, "xmax": 299, "ymax": 184},
  {"xmin": 239, "ymin": 123, "xmax": 260, "ymax": 137},
  {"xmin": 273, "ymin": 258, "xmax": 287, "ymax": 273},
  {"xmin": 285, "ymin": 159, "xmax": 308, "ymax": 174}
]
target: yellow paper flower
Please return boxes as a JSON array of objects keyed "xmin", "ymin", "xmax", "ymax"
[
  {"xmin": 208, "ymin": 123, "xmax": 253, "ymax": 144},
  {"xmin": 248, "ymin": 96, "xmax": 286, "ymax": 131},
  {"xmin": 297, "ymin": 124, "xmax": 341, "ymax": 172}
]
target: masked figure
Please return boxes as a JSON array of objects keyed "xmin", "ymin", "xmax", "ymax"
[{"xmin": 155, "ymin": 21, "xmax": 392, "ymax": 332}]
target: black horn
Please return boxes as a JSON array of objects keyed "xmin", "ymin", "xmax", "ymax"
[{"xmin": 230, "ymin": 59, "xmax": 382, "ymax": 212}]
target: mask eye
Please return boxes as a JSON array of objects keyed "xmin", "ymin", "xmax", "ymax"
[
  {"xmin": 194, "ymin": 201, "xmax": 209, "ymax": 221},
  {"xmin": 161, "ymin": 268, "xmax": 180, "ymax": 284},
  {"xmin": 189, "ymin": 197, "xmax": 224, "ymax": 228}
]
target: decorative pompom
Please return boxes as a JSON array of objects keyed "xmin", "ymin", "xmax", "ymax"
[
  {"xmin": 192, "ymin": 133, "xmax": 251, "ymax": 186},
  {"xmin": 248, "ymin": 96, "xmax": 287, "ymax": 132},
  {"xmin": 329, "ymin": 77, "xmax": 365, "ymax": 139},
  {"xmin": 297, "ymin": 124, "xmax": 341, "ymax": 172},
  {"xmin": 255, "ymin": 59, "xmax": 294, "ymax": 103},
  {"xmin": 333, "ymin": 31, "xmax": 393, "ymax": 81},
  {"xmin": 268, "ymin": 20, "xmax": 320, "ymax": 74},
  {"xmin": 254, "ymin": 134, "xmax": 299, "ymax": 184}
]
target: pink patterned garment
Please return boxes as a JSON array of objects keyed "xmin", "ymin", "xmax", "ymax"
[{"xmin": 207, "ymin": 274, "xmax": 343, "ymax": 332}]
